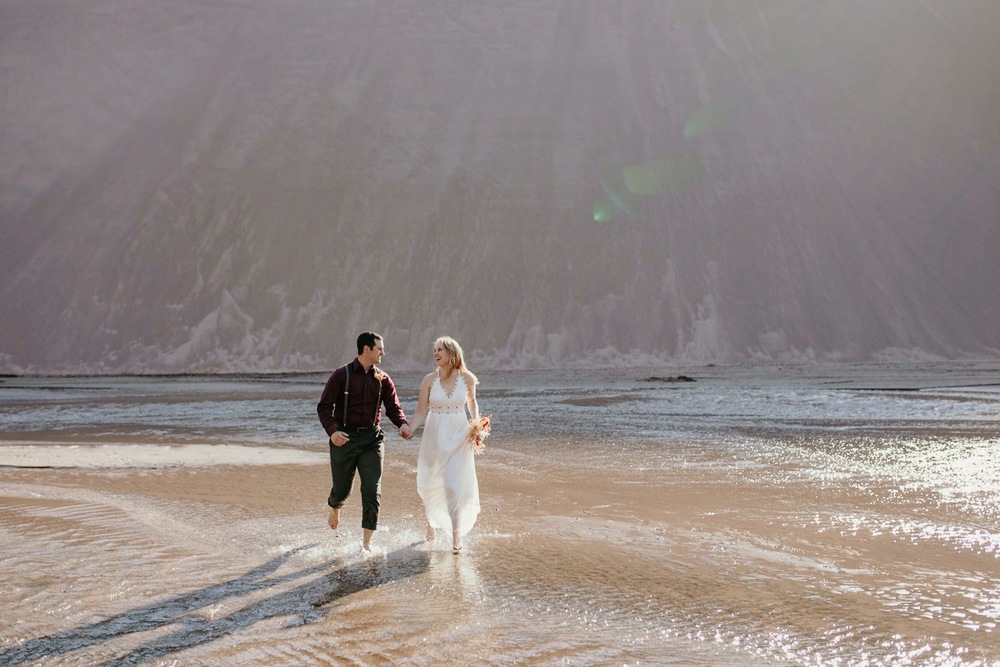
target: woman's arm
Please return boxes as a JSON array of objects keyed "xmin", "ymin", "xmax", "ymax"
[
  {"xmin": 465, "ymin": 370, "xmax": 480, "ymax": 421},
  {"xmin": 407, "ymin": 373, "xmax": 434, "ymax": 433}
]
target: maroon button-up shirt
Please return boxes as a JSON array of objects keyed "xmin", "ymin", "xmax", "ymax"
[{"xmin": 317, "ymin": 359, "xmax": 408, "ymax": 435}]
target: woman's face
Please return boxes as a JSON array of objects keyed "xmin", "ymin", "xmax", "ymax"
[{"xmin": 432, "ymin": 343, "xmax": 451, "ymax": 369}]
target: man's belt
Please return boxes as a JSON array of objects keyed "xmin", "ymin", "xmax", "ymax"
[{"xmin": 341, "ymin": 425, "xmax": 378, "ymax": 433}]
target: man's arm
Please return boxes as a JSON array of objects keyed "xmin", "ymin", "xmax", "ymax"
[
  {"xmin": 317, "ymin": 368, "xmax": 344, "ymax": 436},
  {"xmin": 381, "ymin": 375, "xmax": 410, "ymax": 433}
]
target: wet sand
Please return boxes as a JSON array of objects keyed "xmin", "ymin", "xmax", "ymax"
[{"xmin": 2, "ymin": 429, "xmax": 997, "ymax": 666}]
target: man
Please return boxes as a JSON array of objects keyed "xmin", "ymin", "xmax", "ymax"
[{"xmin": 317, "ymin": 331, "xmax": 412, "ymax": 551}]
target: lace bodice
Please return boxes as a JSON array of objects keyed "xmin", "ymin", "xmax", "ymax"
[{"xmin": 429, "ymin": 371, "xmax": 467, "ymax": 415}]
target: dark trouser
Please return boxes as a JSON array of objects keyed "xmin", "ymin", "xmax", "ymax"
[{"xmin": 327, "ymin": 428, "xmax": 384, "ymax": 531}]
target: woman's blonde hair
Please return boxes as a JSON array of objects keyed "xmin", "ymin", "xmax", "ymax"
[{"xmin": 435, "ymin": 336, "xmax": 467, "ymax": 372}]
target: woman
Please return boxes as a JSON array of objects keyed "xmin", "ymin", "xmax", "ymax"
[{"xmin": 407, "ymin": 336, "xmax": 481, "ymax": 553}]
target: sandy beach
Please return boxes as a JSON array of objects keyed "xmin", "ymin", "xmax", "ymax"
[
  {"xmin": 3, "ymin": 435, "xmax": 997, "ymax": 666},
  {"xmin": 3, "ymin": 441, "xmax": 718, "ymax": 665},
  {"xmin": 1, "ymin": 369, "xmax": 998, "ymax": 665}
]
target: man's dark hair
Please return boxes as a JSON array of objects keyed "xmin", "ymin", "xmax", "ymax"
[{"xmin": 357, "ymin": 331, "xmax": 383, "ymax": 355}]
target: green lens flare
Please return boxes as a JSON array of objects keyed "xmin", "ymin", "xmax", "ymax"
[
  {"xmin": 593, "ymin": 200, "xmax": 619, "ymax": 222},
  {"xmin": 683, "ymin": 99, "xmax": 730, "ymax": 138},
  {"xmin": 598, "ymin": 163, "xmax": 641, "ymax": 217},
  {"xmin": 623, "ymin": 151, "xmax": 704, "ymax": 196}
]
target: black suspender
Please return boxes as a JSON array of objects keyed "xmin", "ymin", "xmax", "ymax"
[
  {"xmin": 340, "ymin": 363, "xmax": 383, "ymax": 428},
  {"xmin": 342, "ymin": 363, "xmax": 350, "ymax": 428}
]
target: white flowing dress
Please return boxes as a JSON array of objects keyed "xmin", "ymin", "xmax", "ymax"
[{"xmin": 417, "ymin": 371, "xmax": 481, "ymax": 538}]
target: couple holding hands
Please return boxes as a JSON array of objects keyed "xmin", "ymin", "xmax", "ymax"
[{"xmin": 316, "ymin": 331, "xmax": 485, "ymax": 554}]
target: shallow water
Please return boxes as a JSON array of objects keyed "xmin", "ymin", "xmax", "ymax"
[{"xmin": 1, "ymin": 361, "xmax": 998, "ymax": 665}]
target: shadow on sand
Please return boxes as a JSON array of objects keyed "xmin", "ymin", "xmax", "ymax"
[{"xmin": 0, "ymin": 543, "xmax": 431, "ymax": 666}]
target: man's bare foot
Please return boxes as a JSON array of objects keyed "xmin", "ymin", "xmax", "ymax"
[
  {"xmin": 426, "ymin": 525, "xmax": 436, "ymax": 542},
  {"xmin": 362, "ymin": 527, "xmax": 375, "ymax": 552},
  {"xmin": 327, "ymin": 508, "xmax": 340, "ymax": 530}
]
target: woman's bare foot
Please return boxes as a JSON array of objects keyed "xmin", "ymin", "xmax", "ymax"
[
  {"xmin": 426, "ymin": 525, "xmax": 436, "ymax": 542},
  {"xmin": 327, "ymin": 508, "xmax": 340, "ymax": 530},
  {"xmin": 452, "ymin": 530, "xmax": 462, "ymax": 553}
]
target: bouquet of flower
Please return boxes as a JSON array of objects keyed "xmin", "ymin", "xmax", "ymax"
[{"xmin": 465, "ymin": 415, "xmax": 492, "ymax": 454}]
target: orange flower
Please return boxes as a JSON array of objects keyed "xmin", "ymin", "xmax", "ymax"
[{"xmin": 465, "ymin": 415, "xmax": 492, "ymax": 454}]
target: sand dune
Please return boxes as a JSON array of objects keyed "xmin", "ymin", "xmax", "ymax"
[{"xmin": 2, "ymin": 1, "xmax": 999, "ymax": 373}]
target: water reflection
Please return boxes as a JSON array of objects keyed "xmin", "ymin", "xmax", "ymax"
[{"xmin": 426, "ymin": 549, "xmax": 484, "ymax": 605}]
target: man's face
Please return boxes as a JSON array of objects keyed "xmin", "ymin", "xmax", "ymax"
[{"xmin": 363, "ymin": 340, "xmax": 385, "ymax": 365}]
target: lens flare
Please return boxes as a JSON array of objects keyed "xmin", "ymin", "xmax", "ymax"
[
  {"xmin": 683, "ymin": 99, "xmax": 731, "ymax": 138},
  {"xmin": 623, "ymin": 152, "xmax": 704, "ymax": 196}
]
